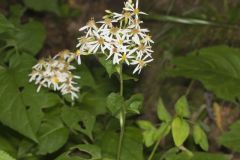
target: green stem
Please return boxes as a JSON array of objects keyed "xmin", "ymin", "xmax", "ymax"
[
  {"xmin": 117, "ymin": 64, "xmax": 126, "ymax": 160},
  {"xmin": 147, "ymin": 138, "xmax": 161, "ymax": 160}
]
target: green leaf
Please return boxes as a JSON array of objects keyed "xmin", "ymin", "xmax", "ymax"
[
  {"xmin": 61, "ymin": 107, "xmax": 95, "ymax": 139},
  {"xmin": 175, "ymin": 96, "xmax": 190, "ymax": 118},
  {"xmin": 170, "ymin": 45, "xmax": 240, "ymax": 102},
  {"xmin": 56, "ymin": 144, "xmax": 101, "ymax": 160},
  {"xmin": 14, "ymin": 21, "xmax": 45, "ymax": 55},
  {"xmin": 23, "ymin": 0, "xmax": 60, "ymax": 15},
  {"xmin": 219, "ymin": 120, "xmax": 240, "ymax": 152},
  {"xmin": 157, "ymin": 99, "xmax": 172, "ymax": 122},
  {"xmin": 0, "ymin": 13, "xmax": 15, "ymax": 34},
  {"xmin": 37, "ymin": 117, "xmax": 69, "ymax": 155},
  {"xmin": 137, "ymin": 120, "xmax": 156, "ymax": 147},
  {"xmin": 0, "ymin": 135, "xmax": 16, "ymax": 157},
  {"xmin": 98, "ymin": 57, "xmax": 118, "ymax": 77},
  {"xmin": 0, "ymin": 150, "xmax": 16, "ymax": 160},
  {"xmin": 96, "ymin": 127, "xmax": 144, "ymax": 160},
  {"xmin": 193, "ymin": 152, "xmax": 231, "ymax": 160},
  {"xmin": 154, "ymin": 122, "xmax": 171, "ymax": 141},
  {"xmin": 0, "ymin": 55, "xmax": 38, "ymax": 142},
  {"xmin": 107, "ymin": 93, "xmax": 124, "ymax": 117},
  {"xmin": 172, "ymin": 117, "xmax": 190, "ymax": 147},
  {"xmin": 126, "ymin": 94, "xmax": 143, "ymax": 114},
  {"xmin": 193, "ymin": 124, "xmax": 208, "ymax": 151}
]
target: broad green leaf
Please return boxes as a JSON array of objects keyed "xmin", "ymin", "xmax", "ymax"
[
  {"xmin": 96, "ymin": 127, "xmax": 144, "ymax": 160},
  {"xmin": 76, "ymin": 64, "xmax": 96, "ymax": 88},
  {"xmin": 157, "ymin": 99, "xmax": 172, "ymax": 122},
  {"xmin": 0, "ymin": 55, "xmax": 38, "ymax": 142},
  {"xmin": 172, "ymin": 117, "xmax": 189, "ymax": 147},
  {"xmin": 23, "ymin": 0, "xmax": 60, "ymax": 15},
  {"xmin": 219, "ymin": 120, "xmax": 240, "ymax": 152},
  {"xmin": 22, "ymin": 85, "xmax": 61, "ymax": 109},
  {"xmin": 107, "ymin": 93, "xmax": 124, "ymax": 117},
  {"xmin": 61, "ymin": 107, "xmax": 95, "ymax": 139},
  {"xmin": 56, "ymin": 144, "xmax": 101, "ymax": 160},
  {"xmin": 137, "ymin": 120, "xmax": 156, "ymax": 147},
  {"xmin": 14, "ymin": 21, "xmax": 45, "ymax": 55},
  {"xmin": 37, "ymin": 117, "xmax": 69, "ymax": 155},
  {"xmin": 193, "ymin": 124, "xmax": 208, "ymax": 151},
  {"xmin": 17, "ymin": 139, "xmax": 35, "ymax": 159},
  {"xmin": 170, "ymin": 45, "xmax": 240, "ymax": 102},
  {"xmin": 0, "ymin": 150, "xmax": 15, "ymax": 160},
  {"xmin": 9, "ymin": 5, "xmax": 26, "ymax": 25},
  {"xmin": 175, "ymin": 96, "xmax": 190, "ymax": 118},
  {"xmin": 126, "ymin": 94, "xmax": 143, "ymax": 114},
  {"xmin": 0, "ymin": 13, "xmax": 15, "ymax": 34}
]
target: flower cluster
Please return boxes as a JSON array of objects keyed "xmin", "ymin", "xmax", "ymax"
[
  {"xmin": 29, "ymin": 50, "xmax": 80, "ymax": 100},
  {"xmin": 76, "ymin": 0, "xmax": 154, "ymax": 74}
]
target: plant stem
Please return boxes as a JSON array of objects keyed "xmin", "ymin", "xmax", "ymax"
[
  {"xmin": 147, "ymin": 138, "xmax": 161, "ymax": 160},
  {"xmin": 117, "ymin": 64, "xmax": 126, "ymax": 160}
]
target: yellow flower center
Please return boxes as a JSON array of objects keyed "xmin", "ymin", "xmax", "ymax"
[
  {"xmin": 75, "ymin": 50, "xmax": 81, "ymax": 56},
  {"xmin": 133, "ymin": 8, "xmax": 139, "ymax": 14},
  {"xmin": 104, "ymin": 18, "xmax": 112, "ymax": 26},
  {"xmin": 138, "ymin": 60, "xmax": 145, "ymax": 67},
  {"xmin": 131, "ymin": 28, "xmax": 140, "ymax": 35},
  {"xmin": 138, "ymin": 44, "xmax": 146, "ymax": 51},
  {"xmin": 124, "ymin": 12, "xmax": 131, "ymax": 18},
  {"xmin": 118, "ymin": 40, "xmax": 124, "ymax": 45},
  {"xmin": 122, "ymin": 53, "xmax": 127, "ymax": 61},
  {"xmin": 98, "ymin": 37, "xmax": 105, "ymax": 45},
  {"xmin": 87, "ymin": 18, "xmax": 96, "ymax": 28},
  {"xmin": 51, "ymin": 76, "xmax": 59, "ymax": 84},
  {"xmin": 110, "ymin": 27, "xmax": 119, "ymax": 34}
]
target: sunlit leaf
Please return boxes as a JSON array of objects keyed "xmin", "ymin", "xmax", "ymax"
[{"xmin": 172, "ymin": 117, "xmax": 189, "ymax": 147}]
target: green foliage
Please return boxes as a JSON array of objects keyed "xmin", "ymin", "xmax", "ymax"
[
  {"xmin": 172, "ymin": 117, "xmax": 190, "ymax": 147},
  {"xmin": 157, "ymin": 99, "xmax": 172, "ymax": 122},
  {"xmin": 107, "ymin": 93, "xmax": 124, "ymax": 117},
  {"xmin": 219, "ymin": 120, "xmax": 240, "ymax": 152},
  {"xmin": 175, "ymin": 96, "xmax": 190, "ymax": 118},
  {"xmin": 170, "ymin": 45, "xmax": 240, "ymax": 102},
  {"xmin": 96, "ymin": 127, "xmax": 144, "ymax": 160},
  {"xmin": 0, "ymin": 150, "xmax": 15, "ymax": 160},
  {"xmin": 56, "ymin": 144, "xmax": 102, "ymax": 160},
  {"xmin": 193, "ymin": 124, "xmax": 209, "ymax": 151}
]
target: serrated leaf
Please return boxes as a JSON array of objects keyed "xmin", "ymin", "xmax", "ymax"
[
  {"xmin": 23, "ymin": 0, "xmax": 60, "ymax": 15},
  {"xmin": 193, "ymin": 124, "xmax": 209, "ymax": 151},
  {"xmin": 219, "ymin": 120, "xmax": 240, "ymax": 152},
  {"xmin": 175, "ymin": 96, "xmax": 190, "ymax": 118},
  {"xmin": 170, "ymin": 45, "xmax": 240, "ymax": 102},
  {"xmin": 172, "ymin": 117, "xmax": 190, "ymax": 147},
  {"xmin": 157, "ymin": 99, "xmax": 171, "ymax": 122}
]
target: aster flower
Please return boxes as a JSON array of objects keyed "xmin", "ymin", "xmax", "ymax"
[
  {"xmin": 29, "ymin": 51, "xmax": 80, "ymax": 100},
  {"xmin": 131, "ymin": 55, "xmax": 153, "ymax": 74}
]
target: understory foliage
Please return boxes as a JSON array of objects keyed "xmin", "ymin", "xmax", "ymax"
[{"xmin": 0, "ymin": 0, "xmax": 240, "ymax": 160}]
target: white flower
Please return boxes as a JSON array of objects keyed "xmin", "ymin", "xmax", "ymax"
[
  {"xmin": 88, "ymin": 31, "xmax": 111, "ymax": 54},
  {"xmin": 79, "ymin": 18, "xmax": 98, "ymax": 37},
  {"xmin": 123, "ymin": 0, "xmax": 147, "ymax": 19},
  {"xmin": 29, "ymin": 51, "xmax": 80, "ymax": 100},
  {"xmin": 131, "ymin": 55, "xmax": 153, "ymax": 74}
]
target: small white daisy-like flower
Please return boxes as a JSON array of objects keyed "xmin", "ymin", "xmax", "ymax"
[
  {"xmin": 29, "ymin": 51, "xmax": 80, "ymax": 100},
  {"xmin": 131, "ymin": 55, "xmax": 153, "ymax": 74},
  {"xmin": 80, "ymin": 18, "xmax": 98, "ymax": 37}
]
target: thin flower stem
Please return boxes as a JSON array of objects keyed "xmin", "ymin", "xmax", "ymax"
[
  {"xmin": 147, "ymin": 137, "xmax": 162, "ymax": 160},
  {"xmin": 117, "ymin": 64, "xmax": 126, "ymax": 160}
]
